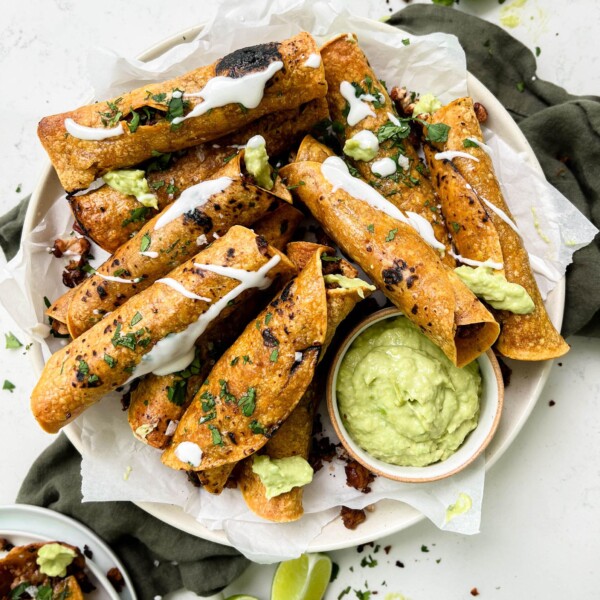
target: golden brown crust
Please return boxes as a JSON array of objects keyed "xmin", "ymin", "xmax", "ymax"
[
  {"xmin": 31, "ymin": 227, "xmax": 296, "ymax": 433},
  {"xmin": 38, "ymin": 33, "xmax": 327, "ymax": 192},
  {"xmin": 320, "ymin": 34, "xmax": 453, "ymax": 265},
  {"xmin": 69, "ymin": 98, "xmax": 328, "ymax": 252},
  {"xmin": 430, "ymin": 97, "xmax": 568, "ymax": 360},
  {"xmin": 65, "ymin": 154, "xmax": 286, "ymax": 338}
]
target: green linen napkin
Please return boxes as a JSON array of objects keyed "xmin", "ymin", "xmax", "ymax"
[
  {"xmin": 2, "ymin": 6, "xmax": 600, "ymax": 596},
  {"xmin": 17, "ymin": 434, "xmax": 248, "ymax": 598}
]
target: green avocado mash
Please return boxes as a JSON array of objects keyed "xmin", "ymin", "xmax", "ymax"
[
  {"xmin": 245, "ymin": 135, "xmax": 273, "ymax": 190},
  {"xmin": 36, "ymin": 543, "xmax": 77, "ymax": 577},
  {"xmin": 252, "ymin": 455, "xmax": 314, "ymax": 500},
  {"xmin": 103, "ymin": 169, "xmax": 158, "ymax": 209},
  {"xmin": 343, "ymin": 130, "xmax": 379, "ymax": 162},
  {"xmin": 445, "ymin": 492, "xmax": 473, "ymax": 523},
  {"xmin": 412, "ymin": 93, "xmax": 442, "ymax": 116},
  {"xmin": 336, "ymin": 316, "xmax": 481, "ymax": 467},
  {"xmin": 454, "ymin": 265, "xmax": 535, "ymax": 314},
  {"xmin": 324, "ymin": 274, "xmax": 376, "ymax": 299}
]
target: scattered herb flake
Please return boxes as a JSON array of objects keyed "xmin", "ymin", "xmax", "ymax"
[
  {"xmin": 219, "ymin": 379, "xmax": 236, "ymax": 403},
  {"xmin": 249, "ymin": 420, "xmax": 265, "ymax": 435},
  {"xmin": 230, "ymin": 356, "xmax": 240, "ymax": 366},
  {"xmin": 286, "ymin": 180, "xmax": 306, "ymax": 190},
  {"xmin": 166, "ymin": 182, "xmax": 179, "ymax": 196},
  {"xmin": 104, "ymin": 354, "xmax": 116, "ymax": 368},
  {"xmin": 208, "ymin": 424, "xmax": 224, "ymax": 446},
  {"xmin": 130, "ymin": 312, "xmax": 143, "ymax": 327},
  {"xmin": 451, "ymin": 221, "xmax": 461, "ymax": 233},
  {"xmin": 338, "ymin": 587, "xmax": 351, "ymax": 600},
  {"xmin": 128, "ymin": 108, "xmax": 140, "ymax": 133},
  {"xmin": 424, "ymin": 122, "xmax": 451, "ymax": 143},
  {"xmin": 200, "ymin": 390, "xmax": 216, "ymax": 412},
  {"xmin": 367, "ymin": 223, "xmax": 375, "ymax": 233},
  {"xmin": 242, "ymin": 355, "xmax": 252, "ymax": 364},
  {"xmin": 5, "ymin": 332, "xmax": 22, "ymax": 349},
  {"xmin": 223, "ymin": 152, "xmax": 238, "ymax": 164},
  {"xmin": 265, "ymin": 313, "xmax": 273, "ymax": 325},
  {"xmin": 88, "ymin": 374, "xmax": 99, "ymax": 384},
  {"xmin": 122, "ymin": 206, "xmax": 150, "ymax": 227},
  {"xmin": 270, "ymin": 348, "xmax": 279, "ymax": 362},
  {"xmin": 535, "ymin": 46, "xmax": 541, "ymax": 57},
  {"xmin": 150, "ymin": 180, "xmax": 165, "ymax": 191},
  {"xmin": 385, "ymin": 228, "xmax": 398, "ymax": 242},
  {"xmin": 15, "ymin": 184, "xmax": 22, "ymax": 193},
  {"xmin": 238, "ymin": 387, "xmax": 257, "ymax": 417},
  {"xmin": 140, "ymin": 233, "xmax": 151, "ymax": 253},
  {"xmin": 199, "ymin": 411, "xmax": 216, "ymax": 424},
  {"xmin": 167, "ymin": 380, "xmax": 187, "ymax": 406},
  {"xmin": 463, "ymin": 138, "xmax": 480, "ymax": 148},
  {"xmin": 421, "ymin": 544, "xmax": 430, "ymax": 553},
  {"xmin": 360, "ymin": 554, "xmax": 378, "ymax": 568},
  {"xmin": 3, "ymin": 380, "xmax": 15, "ymax": 393},
  {"xmin": 322, "ymin": 254, "xmax": 341, "ymax": 262},
  {"xmin": 78, "ymin": 360, "xmax": 89, "ymax": 376},
  {"xmin": 516, "ymin": 81, "xmax": 525, "ymax": 93},
  {"xmin": 402, "ymin": 38, "xmax": 410, "ymax": 46}
]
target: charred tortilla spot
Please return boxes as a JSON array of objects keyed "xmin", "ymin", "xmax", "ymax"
[
  {"xmin": 97, "ymin": 285, "xmax": 107, "ymax": 299},
  {"xmin": 280, "ymin": 280, "xmax": 294, "ymax": 302},
  {"xmin": 406, "ymin": 275, "xmax": 418, "ymax": 289},
  {"xmin": 262, "ymin": 328, "xmax": 279, "ymax": 347},
  {"xmin": 215, "ymin": 42, "xmax": 282, "ymax": 79},
  {"xmin": 411, "ymin": 304, "xmax": 418, "ymax": 315},
  {"xmin": 184, "ymin": 210, "xmax": 213, "ymax": 232},
  {"xmin": 382, "ymin": 259, "xmax": 408, "ymax": 286},
  {"xmin": 226, "ymin": 247, "xmax": 235, "ymax": 258},
  {"xmin": 255, "ymin": 235, "xmax": 268, "ymax": 255},
  {"xmin": 279, "ymin": 220, "xmax": 289, "ymax": 234}
]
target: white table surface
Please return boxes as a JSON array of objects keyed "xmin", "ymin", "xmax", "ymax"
[{"xmin": 0, "ymin": 1, "xmax": 598, "ymax": 598}]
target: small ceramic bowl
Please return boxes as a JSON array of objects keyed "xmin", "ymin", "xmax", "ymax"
[{"xmin": 327, "ymin": 308, "xmax": 504, "ymax": 483}]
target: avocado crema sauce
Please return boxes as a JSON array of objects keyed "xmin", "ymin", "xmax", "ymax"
[{"xmin": 336, "ymin": 316, "xmax": 482, "ymax": 467}]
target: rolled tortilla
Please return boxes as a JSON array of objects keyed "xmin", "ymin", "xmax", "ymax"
[
  {"xmin": 280, "ymin": 137, "xmax": 499, "ymax": 367},
  {"xmin": 63, "ymin": 153, "xmax": 289, "ymax": 338},
  {"xmin": 128, "ymin": 204, "xmax": 304, "ymax": 450},
  {"xmin": 237, "ymin": 243, "xmax": 371, "ymax": 520},
  {"xmin": 319, "ymin": 34, "xmax": 453, "ymax": 263},
  {"xmin": 38, "ymin": 32, "xmax": 327, "ymax": 192},
  {"xmin": 70, "ymin": 98, "xmax": 329, "ymax": 252},
  {"xmin": 161, "ymin": 245, "xmax": 370, "ymax": 479},
  {"xmin": 31, "ymin": 226, "xmax": 296, "ymax": 433},
  {"xmin": 428, "ymin": 97, "xmax": 569, "ymax": 360}
]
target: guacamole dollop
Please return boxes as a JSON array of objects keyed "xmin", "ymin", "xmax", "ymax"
[
  {"xmin": 36, "ymin": 543, "xmax": 77, "ymax": 578},
  {"xmin": 245, "ymin": 135, "xmax": 273, "ymax": 190},
  {"xmin": 336, "ymin": 316, "xmax": 481, "ymax": 467},
  {"xmin": 324, "ymin": 274, "xmax": 376, "ymax": 299},
  {"xmin": 412, "ymin": 93, "xmax": 442, "ymax": 116},
  {"xmin": 455, "ymin": 265, "xmax": 535, "ymax": 314},
  {"xmin": 252, "ymin": 455, "xmax": 314, "ymax": 500},
  {"xmin": 103, "ymin": 169, "xmax": 158, "ymax": 209},
  {"xmin": 343, "ymin": 130, "xmax": 380, "ymax": 162}
]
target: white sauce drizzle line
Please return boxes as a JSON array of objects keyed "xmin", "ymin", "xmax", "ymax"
[
  {"xmin": 387, "ymin": 112, "xmax": 401, "ymax": 126},
  {"xmin": 64, "ymin": 118, "xmax": 124, "ymax": 141},
  {"xmin": 135, "ymin": 254, "xmax": 281, "ymax": 378},
  {"xmin": 140, "ymin": 251, "xmax": 159, "ymax": 258},
  {"xmin": 449, "ymin": 250, "xmax": 503, "ymax": 271},
  {"xmin": 156, "ymin": 278, "xmax": 212, "ymax": 302},
  {"xmin": 174, "ymin": 441, "xmax": 203, "ymax": 467},
  {"xmin": 371, "ymin": 157, "xmax": 397, "ymax": 177},
  {"xmin": 340, "ymin": 81, "xmax": 376, "ymax": 126},
  {"xmin": 465, "ymin": 136, "xmax": 493, "ymax": 156},
  {"xmin": 434, "ymin": 150, "xmax": 480, "ymax": 163},
  {"xmin": 95, "ymin": 272, "xmax": 142, "ymax": 285},
  {"xmin": 304, "ymin": 53, "xmax": 321, "ymax": 68},
  {"xmin": 397, "ymin": 154, "xmax": 410, "ymax": 171},
  {"xmin": 154, "ymin": 177, "xmax": 233, "ymax": 230},
  {"xmin": 321, "ymin": 157, "xmax": 445, "ymax": 252},
  {"xmin": 173, "ymin": 61, "xmax": 284, "ymax": 125},
  {"xmin": 480, "ymin": 197, "xmax": 522, "ymax": 237}
]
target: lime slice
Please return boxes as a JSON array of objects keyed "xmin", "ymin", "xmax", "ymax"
[{"xmin": 271, "ymin": 553, "xmax": 332, "ymax": 600}]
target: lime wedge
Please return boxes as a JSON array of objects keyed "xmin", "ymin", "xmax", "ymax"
[{"xmin": 271, "ymin": 553, "xmax": 332, "ymax": 600}]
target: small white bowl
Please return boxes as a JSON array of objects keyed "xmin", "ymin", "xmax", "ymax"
[{"xmin": 327, "ymin": 308, "xmax": 504, "ymax": 483}]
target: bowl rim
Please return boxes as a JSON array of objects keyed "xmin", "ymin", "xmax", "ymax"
[{"xmin": 326, "ymin": 307, "xmax": 505, "ymax": 483}]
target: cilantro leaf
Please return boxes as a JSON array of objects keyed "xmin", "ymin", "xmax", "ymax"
[
  {"xmin": 5, "ymin": 332, "xmax": 22, "ymax": 349},
  {"xmin": 3, "ymin": 380, "xmax": 15, "ymax": 393},
  {"xmin": 425, "ymin": 122, "xmax": 451, "ymax": 143}
]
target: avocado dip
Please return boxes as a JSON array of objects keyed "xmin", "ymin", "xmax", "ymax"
[
  {"xmin": 336, "ymin": 315, "xmax": 482, "ymax": 467},
  {"xmin": 245, "ymin": 134, "xmax": 273, "ymax": 190},
  {"xmin": 103, "ymin": 169, "xmax": 158, "ymax": 208},
  {"xmin": 36, "ymin": 543, "xmax": 77, "ymax": 577}
]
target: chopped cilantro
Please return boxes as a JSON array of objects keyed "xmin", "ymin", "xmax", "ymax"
[
  {"xmin": 36, "ymin": 586, "xmax": 53, "ymax": 600},
  {"xmin": 463, "ymin": 138, "xmax": 480, "ymax": 148},
  {"xmin": 360, "ymin": 554, "xmax": 378, "ymax": 568},
  {"xmin": 98, "ymin": 97, "xmax": 123, "ymax": 127},
  {"xmin": 15, "ymin": 184, "xmax": 22, "ymax": 193},
  {"xmin": 223, "ymin": 152, "xmax": 238, "ymax": 164},
  {"xmin": 3, "ymin": 380, "xmax": 15, "ymax": 393},
  {"xmin": 150, "ymin": 180, "xmax": 165, "ymax": 191},
  {"xmin": 167, "ymin": 379, "xmax": 187, "ymax": 406},
  {"xmin": 451, "ymin": 221, "xmax": 461, "ymax": 233},
  {"xmin": 270, "ymin": 348, "xmax": 279, "ymax": 362},
  {"xmin": 208, "ymin": 424, "xmax": 224, "ymax": 446},
  {"xmin": 130, "ymin": 311, "xmax": 143, "ymax": 326},
  {"xmin": 199, "ymin": 411, "xmax": 215, "ymax": 424},
  {"xmin": 128, "ymin": 108, "xmax": 140, "ymax": 133},
  {"xmin": 104, "ymin": 354, "xmax": 116, "ymax": 368},
  {"xmin": 122, "ymin": 206, "xmax": 150, "ymax": 227},
  {"xmin": 88, "ymin": 374, "xmax": 99, "ymax": 384},
  {"xmin": 230, "ymin": 356, "xmax": 239, "ymax": 366},
  {"xmin": 219, "ymin": 379, "xmax": 236, "ymax": 403},
  {"xmin": 140, "ymin": 233, "xmax": 152, "ymax": 253},
  {"xmin": 367, "ymin": 223, "xmax": 375, "ymax": 233},
  {"xmin": 265, "ymin": 313, "xmax": 273, "ymax": 325},
  {"xmin": 78, "ymin": 360, "xmax": 89, "ymax": 376},
  {"xmin": 201, "ymin": 390, "xmax": 216, "ymax": 412},
  {"xmin": 242, "ymin": 355, "xmax": 252, "ymax": 364},
  {"xmin": 535, "ymin": 46, "xmax": 541, "ymax": 57},
  {"xmin": 322, "ymin": 254, "xmax": 341, "ymax": 262},
  {"xmin": 165, "ymin": 89, "xmax": 188, "ymax": 130},
  {"xmin": 5, "ymin": 332, "xmax": 22, "ymax": 349},
  {"xmin": 421, "ymin": 544, "xmax": 429, "ymax": 552},
  {"xmin": 238, "ymin": 387, "xmax": 257, "ymax": 417},
  {"xmin": 148, "ymin": 92, "xmax": 167, "ymax": 103},
  {"xmin": 402, "ymin": 38, "xmax": 411, "ymax": 46},
  {"xmin": 286, "ymin": 181, "xmax": 306, "ymax": 190},
  {"xmin": 166, "ymin": 182, "xmax": 179, "ymax": 196},
  {"xmin": 249, "ymin": 420, "xmax": 265, "ymax": 435},
  {"xmin": 424, "ymin": 122, "xmax": 451, "ymax": 143},
  {"xmin": 111, "ymin": 323, "xmax": 137, "ymax": 351},
  {"xmin": 516, "ymin": 81, "xmax": 525, "ymax": 93},
  {"xmin": 385, "ymin": 228, "xmax": 398, "ymax": 242},
  {"xmin": 377, "ymin": 120, "xmax": 411, "ymax": 144},
  {"xmin": 338, "ymin": 587, "xmax": 351, "ymax": 599}
]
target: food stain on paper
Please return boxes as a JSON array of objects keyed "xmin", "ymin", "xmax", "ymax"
[{"xmin": 445, "ymin": 492, "xmax": 473, "ymax": 523}]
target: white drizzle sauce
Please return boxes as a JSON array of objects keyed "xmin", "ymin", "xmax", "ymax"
[
  {"xmin": 173, "ymin": 61, "xmax": 284, "ymax": 125},
  {"xmin": 196, "ymin": 234, "xmax": 208, "ymax": 246},
  {"xmin": 435, "ymin": 150, "xmax": 480, "ymax": 163},
  {"xmin": 466, "ymin": 136, "xmax": 493, "ymax": 156},
  {"xmin": 154, "ymin": 177, "xmax": 233, "ymax": 230},
  {"xmin": 371, "ymin": 157, "xmax": 397, "ymax": 177},
  {"xmin": 156, "ymin": 278, "xmax": 211, "ymax": 302},
  {"xmin": 304, "ymin": 53, "xmax": 321, "ymax": 68},
  {"xmin": 449, "ymin": 250, "xmax": 503, "ymax": 270},
  {"xmin": 174, "ymin": 441, "xmax": 203, "ymax": 467},
  {"xmin": 135, "ymin": 255, "xmax": 281, "ymax": 378},
  {"xmin": 246, "ymin": 134, "xmax": 265, "ymax": 149},
  {"xmin": 387, "ymin": 112, "xmax": 401, "ymax": 126},
  {"xmin": 397, "ymin": 154, "xmax": 410, "ymax": 171},
  {"xmin": 95, "ymin": 272, "xmax": 142, "ymax": 284},
  {"xmin": 321, "ymin": 157, "xmax": 445, "ymax": 252},
  {"xmin": 480, "ymin": 197, "xmax": 521, "ymax": 236},
  {"xmin": 140, "ymin": 251, "xmax": 159, "ymax": 258},
  {"xmin": 165, "ymin": 420, "xmax": 179, "ymax": 436},
  {"xmin": 340, "ymin": 81, "xmax": 376, "ymax": 126},
  {"xmin": 294, "ymin": 351, "xmax": 303, "ymax": 362},
  {"xmin": 64, "ymin": 118, "xmax": 124, "ymax": 141},
  {"xmin": 347, "ymin": 130, "xmax": 379, "ymax": 154}
]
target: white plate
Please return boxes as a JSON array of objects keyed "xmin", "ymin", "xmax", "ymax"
[
  {"xmin": 24, "ymin": 21, "xmax": 564, "ymax": 552},
  {"xmin": 0, "ymin": 504, "xmax": 136, "ymax": 599}
]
